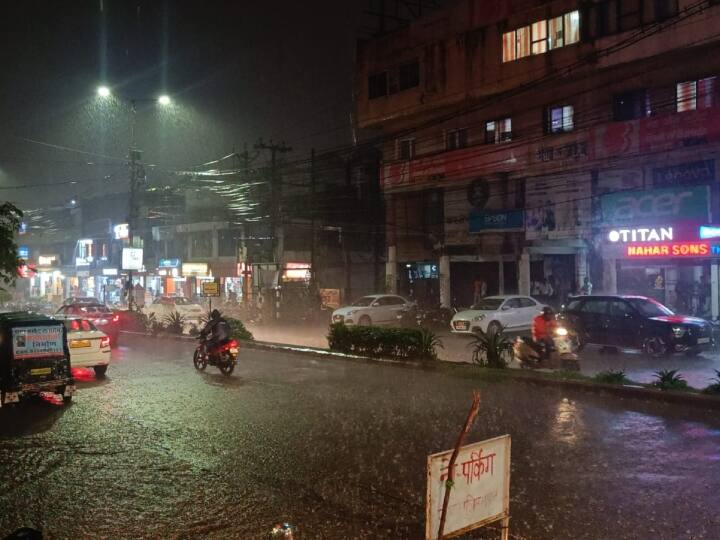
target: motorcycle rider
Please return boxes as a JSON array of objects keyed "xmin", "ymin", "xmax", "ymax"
[
  {"xmin": 200, "ymin": 309, "xmax": 230, "ymax": 357},
  {"xmin": 532, "ymin": 306, "xmax": 558, "ymax": 359}
]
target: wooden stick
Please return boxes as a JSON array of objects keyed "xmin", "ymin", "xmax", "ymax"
[{"xmin": 437, "ymin": 390, "xmax": 481, "ymax": 540}]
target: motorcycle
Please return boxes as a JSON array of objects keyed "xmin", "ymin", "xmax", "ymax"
[
  {"xmin": 513, "ymin": 324, "xmax": 580, "ymax": 370},
  {"xmin": 193, "ymin": 336, "xmax": 239, "ymax": 376}
]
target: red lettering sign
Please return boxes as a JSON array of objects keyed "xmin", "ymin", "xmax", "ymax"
[{"xmin": 626, "ymin": 242, "xmax": 711, "ymax": 258}]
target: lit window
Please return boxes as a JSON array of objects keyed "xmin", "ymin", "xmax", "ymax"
[
  {"xmin": 677, "ymin": 77, "xmax": 716, "ymax": 112},
  {"xmin": 485, "ymin": 118, "xmax": 512, "ymax": 143},
  {"xmin": 515, "ymin": 26, "xmax": 531, "ymax": 59},
  {"xmin": 548, "ymin": 105, "xmax": 574, "ymax": 133},
  {"xmin": 531, "ymin": 21, "xmax": 548, "ymax": 54},
  {"xmin": 398, "ymin": 139, "xmax": 415, "ymax": 160},
  {"xmin": 564, "ymin": 11, "xmax": 580, "ymax": 44},
  {"xmin": 446, "ymin": 128, "xmax": 468, "ymax": 150},
  {"xmin": 502, "ymin": 31, "xmax": 516, "ymax": 62},
  {"xmin": 548, "ymin": 15, "xmax": 564, "ymax": 49}
]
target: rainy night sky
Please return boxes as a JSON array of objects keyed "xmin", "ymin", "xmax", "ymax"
[{"xmin": 0, "ymin": 0, "xmax": 363, "ymax": 206}]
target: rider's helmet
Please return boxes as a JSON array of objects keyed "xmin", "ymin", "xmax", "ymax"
[
  {"xmin": 542, "ymin": 306, "xmax": 555, "ymax": 318},
  {"xmin": 211, "ymin": 309, "xmax": 221, "ymax": 320}
]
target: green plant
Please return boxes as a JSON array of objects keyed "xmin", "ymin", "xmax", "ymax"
[
  {"xmin": 326, "ymin": 323, "xmax": 439, "ymax": 361},
  {"xmin": 652, "ymin": 369, "xmax": 688, "ymax": 391},
  {"xmin": 227, "ymin": 317, "xmax": 254, "ymax": 341},
  {"xmin": 163, "ymin": 311, "xmax": 187, "ymax": 335},
  {"xmin": 469, "ymin": 327, "xmax": 513, "ymax": 368},
  {"xmin": 593, "ymin": 370, "xmax": 630, "ymax": 385},
  {"xmin": 702, "ymin": 369, "xmax": 720, "ymax": 395}
]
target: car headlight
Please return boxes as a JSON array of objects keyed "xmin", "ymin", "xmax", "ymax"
[
  {"xmin": 672, "ymin": 326, "xmax": 686, "ymax": 338},
  {"xmin": 346, "ymin": 310, "xmax": 357, "ymax": 316},
  {"xmin": 473, "ymin": 314, "xmax": 485, "ymax": 321},
  {"xmin": 555, "ymin": 326, "xmax": 568, "ymax": 337}
]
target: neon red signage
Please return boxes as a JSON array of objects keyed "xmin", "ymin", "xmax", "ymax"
[{"xmin": 626, "ymin": 242, "xmax": 711, "ymax": 258}]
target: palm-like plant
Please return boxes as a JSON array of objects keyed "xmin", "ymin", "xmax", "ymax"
[
  {"xmin": 417, "ymin": 328, "xmax": 443, "ymax": 361},
  {"xmin": 469, "ymin": 326, "xmax": 512, "ymax": 368},
  {"xmin": 163, "ymin": 311, "xmax": 187, "ymax": 335},
  {"xmin": 702, "ymin": 369, "xmax": 720, "ymax": 395},
  {"xmin": 652, "ymin": 369, "xmax": 688, "ymax": 391}
]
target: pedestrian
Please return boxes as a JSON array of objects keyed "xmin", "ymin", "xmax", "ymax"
[
  {"xmin": 473, "ymin": 276, "xmax": 486, "ymax": 306},
  {"xmin": 579, "ymin": 276, "xmax": 593, "ymax": 296}
]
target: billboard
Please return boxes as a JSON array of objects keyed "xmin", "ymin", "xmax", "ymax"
[
  {"xmin": 121, "ymin": 248, "xmax": 143, "ymax": 271},
  {"xmin": 600, "ymin": 185, "xmax": 709, "ymax": 226}
]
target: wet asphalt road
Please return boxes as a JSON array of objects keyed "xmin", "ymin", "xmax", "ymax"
[{"xmin": 1, "ymin": 335, "xmax": 720, "ymax": 539}]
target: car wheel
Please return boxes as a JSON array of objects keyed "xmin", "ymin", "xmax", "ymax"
[
  {"xmin": 94, "ymin": 365, "xmax": 108, "ymax": 378},
  {"xmin": 359, "ymin": 315, "xmax": 372, "ymax": 327},
  {"xmin": 643, "ymin": 336, "xmax": 668, "ymax": 358},
  {"xmin": 487, "ymin": 321, "xmax": 502, "ymax": 335}
]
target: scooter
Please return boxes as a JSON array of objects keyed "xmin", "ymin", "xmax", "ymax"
[
  {"xmin": 193, "ymin": 336, "xmax": 239, "ymax": 376},
  {"xmin": 513, "ymin": 324, "xmax": 580, "ymax": 370}
]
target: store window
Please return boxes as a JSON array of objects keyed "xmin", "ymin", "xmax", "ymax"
[
  {"xmin": 613, "ymin": 89, "xmax": 651, "ymax": 121},
  {"xmin": 485, "ymin": 118, "xmax": 512, "ymax": 143},
  {"xmin": 446, "ymin": 128, "xmax": 468, "ymax": 150},
  {"xmin": 547, "ymin": 105, "xmax": 574, "ymax": 133},
  {"xmin": 676, "ymin": 77, "xmax": 716, "ymax": 112}
]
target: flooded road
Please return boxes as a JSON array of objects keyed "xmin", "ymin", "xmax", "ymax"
[{"xmin": 0, "ymin": 335, "xmax": 719, "ymax": 539}]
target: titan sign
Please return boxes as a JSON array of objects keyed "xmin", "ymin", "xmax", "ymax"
[
  {"xmin": 608, "ymin": 227, "xmax": 673, "ymax": 243},
  {"xmin": 625, "ymin": 242, "xmax": 716, "ymax": 258}
]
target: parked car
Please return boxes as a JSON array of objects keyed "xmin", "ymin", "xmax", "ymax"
[
  {"xmin": 62, "ymin": 296, "xmax": 101, "ymax": 306},
  {"xmin": 332, "ymin": 294, "xmax": 413, "ymax": 326},
  {"xmin": 450, "ymin": 295, "xmax": 545, "ymax": 335},
  {"xmin": 56, "ymin": 303, "xmax": 120, "ymax": 346},
  {"xmin": 57, "ymin": 317, "xmax": 111, "ymax": 377},
  {"xmin": 143, "ymin": 296, "xmax": 205, "ymax": 327},
  {"xmin": 559, "ymin": 295, "xmax": 714, "ymax": 356},
  {"xmin": 0, "ymin": 311, "xmax": 75, "ymax": 406}
]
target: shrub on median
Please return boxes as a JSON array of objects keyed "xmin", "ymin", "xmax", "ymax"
[
  {"xmin": 327, "ymin": 323, "xmax": 440, "ymax": 361},
  {"xmin": 227, "ymin": 317, "xmax": 253, "ymax": 341}
]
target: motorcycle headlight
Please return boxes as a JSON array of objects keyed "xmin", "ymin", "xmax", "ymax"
[
  {"xmin": 473, "ymin": 314, "xmax": 485, "ymax": 321},
  {"xmin": 672, "ymin": 326, "xmax": 686, "ymax": 338},
  {"xmin": 555, "ymin": 326, "xmax": 568, "ymax": 337}
]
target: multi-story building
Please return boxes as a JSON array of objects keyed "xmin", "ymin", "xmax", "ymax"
[{"xmin": 356, "ymin": 0, "xmax": 720, "ymax": 318}]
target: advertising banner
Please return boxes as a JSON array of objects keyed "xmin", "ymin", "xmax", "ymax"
[
  {"xmin": 525, "ymin": 174, "xmax": 591, "ymax": 239},
  {"xmin": 122, "ymin": 248, "xmax": 143, "ymax": 271},
  {"xmin": 601, "ymin": 185, "xmax": 710, "ymax": 226},
  {"xmin": 12, "ymin": 325, "xmax": 64, "ymax": 359}
]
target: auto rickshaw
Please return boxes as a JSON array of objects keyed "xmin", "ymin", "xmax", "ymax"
[{"xmin": 0, "ymin": 312, "xmax": 75, "ymax": 406}]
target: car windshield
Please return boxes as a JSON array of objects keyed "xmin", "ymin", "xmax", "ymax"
[
  {"xmin": 352, "ymin": 296, "xmax": 376, "ymax": 307},
  {"xmin": 471, "ymin": 298, "xmax": 504, "ymax": 311},
  {"xmin": 82, "ymin": 305, "xmax": 111, "ymax": 313},
  {"xmin": 628, "ymin": 298, "xmax": 674, "ymax": 317}
]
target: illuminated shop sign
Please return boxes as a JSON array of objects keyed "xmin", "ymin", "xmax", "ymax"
[
  {"xmin": 38, "ymin": 255, "xmax": 58, "ymax": 266},
  {"xmin": 159, "ymin": 258, "xmax": 181, "ymax": 268},
  {"xmin": 699, "ymin": 225, "xmax": 720, "ymax": 239},
  {"xmin": 113, "ymin": 223, "xmax": 129, "ymax": 240},
  {"xmin": 625, "ymin": 242, "xmax": 714, "ymax": 258},
  {"xmin": 608, "ymin": 227, "xmax": 673, "ymax": 243}
]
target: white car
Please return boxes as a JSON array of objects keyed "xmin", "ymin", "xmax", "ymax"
[
  {"xmin": 450, "ymin": 295, "xmax": 545, "ymax": 335},
  {"xmin": 143, "ymin": 296, "xmax": 205, "ymax": 326},
  {"xmin": 332, "ymin": 294, "xmax": 413, "ymax": 326},
  {"xmin": 60, "ymin": 317, "xmax": 112, "ymax": 377}
]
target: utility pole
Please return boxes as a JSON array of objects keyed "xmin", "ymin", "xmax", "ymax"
[
  {"xmin": 239, "ymin": 143, "xmax": 252, "ymax": 308},
  {"xmin": 126, "ymin": 99, "xmax": 143, "ymax": 310},
  {"xmin": 254, "ymin": 139, "xmax": 292, "ymax": 320},
  {"xmin": 310, "ymin": 148, "xmax": 317, "ymax": 289}
]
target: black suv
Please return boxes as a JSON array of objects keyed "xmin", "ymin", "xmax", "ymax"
[{"xmin": 559, "ymin": 295, "xmax": 714, "ymax": 357}]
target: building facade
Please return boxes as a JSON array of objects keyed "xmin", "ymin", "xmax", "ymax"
[{"xmin": 356, "ymin": 0, "xmax": 720, "ymax": 317}]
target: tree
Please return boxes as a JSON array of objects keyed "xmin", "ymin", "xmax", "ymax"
[{"xmin": 0, "ymin": 202, "xmax": 23, "ymax": 289}]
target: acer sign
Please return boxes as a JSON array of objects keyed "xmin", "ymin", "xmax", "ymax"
[{"xmin": 601, "ymin": 185, "xmax": 709, "ymax": 225}]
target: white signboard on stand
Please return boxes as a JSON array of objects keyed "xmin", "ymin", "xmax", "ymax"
[{"xmin": 426, "ymin": 434, "xmax": 511, "ymax": 539}]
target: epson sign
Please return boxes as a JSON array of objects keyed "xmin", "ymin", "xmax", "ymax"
[{"xmin": 608, "ymin": 227, "xmax": 673, "ymax": 243}]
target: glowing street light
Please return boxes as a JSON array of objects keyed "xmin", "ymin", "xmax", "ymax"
[
  {"xmin": 157, "ymin": 95, "xmax": 171, "ymax": 106},
  {"xmin": 97, "ymin": 86, "xmax": 111, "ymax": 98}
]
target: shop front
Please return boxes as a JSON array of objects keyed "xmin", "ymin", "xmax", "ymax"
[{"xmin": 601, "ymin": 224, "xmax": 720, "ymax": 319}]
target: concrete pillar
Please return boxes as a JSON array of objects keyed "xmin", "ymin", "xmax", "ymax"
[
  {"xmin": 602, "ymin": 258, "xmax": 617, "ymax": 294},
  {"xmin": 439, "ymin": 255, "xmax": 451, "ymax": 308},
  {"xmin": 498, "ymin": 260, "xmax": 504, "ymax": 295},
  {"xmin": 576, "ymin": 249, "xmax": 588, "ymax": 291},
  {"xmin": 519, "ymin": 251, "xmax": 530, "ymax": 295},
  {"xmin": 212, "ymin": 229, "xmax": 219, "ymax": 258},
  {"xmin": 712, "ymin": 262, "xmax": 719, "ymax": 321},
  {"xmin": 386, "ymin": 245, "xmax": 397, "ymax": 294}
]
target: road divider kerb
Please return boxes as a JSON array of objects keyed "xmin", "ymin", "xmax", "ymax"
[{"xmin": 120, "ymin": 331, "xmax": 720, "ymax": 410}]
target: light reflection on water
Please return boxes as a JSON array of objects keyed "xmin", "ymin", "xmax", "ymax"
[{"xmin": 552, "ymin": 398, "xmax": 584, "ymax": 444}]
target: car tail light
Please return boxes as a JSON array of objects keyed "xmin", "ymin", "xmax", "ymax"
[
  {"xmin": 112, "ymin": 314, "xmax": 119, "ymax": 323},
  {"xmin": 100, "ymin": 336, "xmax": 111, "ymax": 348}
]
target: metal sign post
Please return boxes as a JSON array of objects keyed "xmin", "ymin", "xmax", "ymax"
[{"xmin": 201, "ymin": 280, "xmax": 221, "ymax": 312}]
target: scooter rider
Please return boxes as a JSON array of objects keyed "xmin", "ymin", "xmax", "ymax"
[
  {"xmin": 200, "ymin": 309, "xmax": 230, "ymax": 355},
  {"xmin": 532, "ymin": 306, "xmax": 558, "ymax": 359}
]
